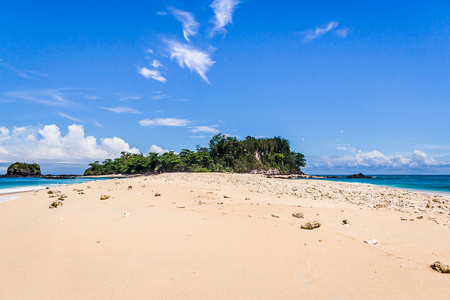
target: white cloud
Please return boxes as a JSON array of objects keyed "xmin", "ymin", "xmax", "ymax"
[
  {"xmin": 0, "ymin": 59, "xmax": 48, "ymax": 79},
  {"xmin": 99, "ymin": 107, "xmax": 142, "ymax": 114},
  {"xmin": 138, "ymin": 67, "xmax": 167, "ymax": 83},
  {"xmin": 157, "ymin": 11, "xmax": 167, "ymax": 16},
  {"xmin": 210, "ymin": 0, "xmax": 241, "ymax": 36},
  {"xmin": 152, "ymin": 91, "xmax": 170, "ymax": 100},
  {"xmin": 301, "ymin": 21, "xmax": 339, "ymax": 42},
  {"xmin": 6, "ymin": 89, "xmax": 72, "ymax": 106},
  {"xmin": 307, "ymin": 149, "xmax": 450, "ymax": 172},
  {"xmin": 146, "ymin": 49, "xmax": 154, "ymax": 54},
  {"xmin": 59, "ymin": 112, "xmax": 84, "ymax": 122},
  {"xmin": 335, "ymin": 27, "xmax": 350, "ymax": 38},
  {"xmin": 94, "ymin": 121, "xmax": 104, "ymax": 128},
  {"xmin": 85, "ymin": 95, "xmax": 100, "ymax": 100},
  {"xmin": 189, "ymin": 135, "xmax": 207, "ymax": 139},
  {"xmin": 139, "ymin": 118, "xmax": 190, "ymax": 127},
  {"xmin": 151, "ymin": 60, "xmax": 163, "ymax": 68},
  {"xmin": 0, "ymin": 127, "xmax": 11, "ymax": 142},
  {"xmin": 170, "ymin": 8, "xmax": 200, "ymax": 42},
  {"xmin": 148, "ymin": 145, "xmax": 170, "ymax": 155},
  {"xmin": 168, "ymin": 41, "xmax": 215, "ymax": 83},
  {"xmin": 0, "ymin": 124, "xmax": 139, "ymax": 164},
  {"xmin": 120, "ymin": 95, "xmax": 142, "ymax": 101},
  {"xmin": 189, "ymin": 125, "xmax": 220, "ymax": 134}
]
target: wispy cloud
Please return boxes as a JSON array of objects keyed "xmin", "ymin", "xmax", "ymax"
[
  {"xmin": 139, "ymin": 118, "xmax": 190, "ymax": 127},
  {"xmin": 137, "ymin": 67, "xmax": 167, "ymax": 83},
  {"xmin": 94, "ymin": 121, "xmax": 104, "ymax": 128},
  {"xmin": 100, "ymin": 107, "xmax": 142, "ymax": 114},
  {"xmin": 168, "ymin": 41, "xmax": 215, "ymax": 83},
  {"xmin": 189, "ymin": 125, "xmax": 220, "ymax": 134},
  {"xmin": 335, "ymin": 27, "xmax": 350, "ymax": 38},
  {"xmin": 85, "ymin": 95, "xmax": 100, "ymax": 100},
  {"xmin": 59, "ymin": 112, "xmax": 84, "ymax": 122},
  {"xmin": 152, "ymin": 91, "xmax": 170, "ymax": 100},
  {"xmin": 301, "ymin": 21, "xmax": 339, "ymax": 42},
  {"xmin": 210, "ymin": 0, "xmax": 241, "ymax": 36},
  {"xmin": 151, "ymin": 60, "xmax": 163, "ymax": 68},
  {"xmin": 170, "ymin": 8, "xmax": 200, "ymax": 42},
  {"xmin": 189, "ymin": 135, "xmax": 207, "ymax": 139},
  {"xmin": 157, "ymin": 11, "xmax": 167, "ymax": 16},
  {"xmin": 6, "ymin": 89, "xmax": 72, "ymax": 106},
  {"xmin": 120, "ymin": 95, "xmax": 142, "ymax": 101},
  {"xmin": 0, "ymin": 59, "xmax": 48, "ymax": 79}
]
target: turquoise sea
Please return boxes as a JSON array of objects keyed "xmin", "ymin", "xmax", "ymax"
[
  {"xmin": 0, "ymin": 177, "xmax": 111, "ymax": 202},
  {"xmin": 305, "ymin": 175, "xmax": 450, "ymax": 197}
]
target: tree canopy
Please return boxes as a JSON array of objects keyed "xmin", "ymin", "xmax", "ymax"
[{"xmin": 84, "ymin": 134, "xmax": 306, "ymax": 176}]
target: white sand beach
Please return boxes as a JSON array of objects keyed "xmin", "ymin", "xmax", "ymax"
[{"xmin": 1, "ymin": 173, "xmax": 449, "ymax": 299}]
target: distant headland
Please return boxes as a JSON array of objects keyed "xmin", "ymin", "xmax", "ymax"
[{"xmin": 1, "ymin": 162, "xmax": 77, "ymax": 179}]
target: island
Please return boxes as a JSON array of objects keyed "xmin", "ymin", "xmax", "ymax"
[
  {"xmin": 84, "ymin": 134, "xmax": 307, "ymax": 176},
  {"xmin": 5, "ymin": 162, "xmax": 41, "ymax": 177},
  {"xmin": 1, "ymin": 162, "xmax": 76, "ymax": 179}
]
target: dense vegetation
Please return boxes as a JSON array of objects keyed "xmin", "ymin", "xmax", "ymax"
[
  {"xmin": 7, "ymin": 162, "xmax": 41, "ymax": 176},
  {"xmin": 84, "ymin": 134, "xmax": 306, "ymax": 176}
]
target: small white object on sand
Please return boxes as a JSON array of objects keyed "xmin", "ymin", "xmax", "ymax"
[
  {"xmin": 177, "ymin": 205, "xmax": 186, "ymax": 208},
  {"xmin": 364, "ymin": 239, "xmax": 378, "ymax": 245},
  {"xmin": 123, "ymin": 212, "xmax": 131, "ymax": 217}
]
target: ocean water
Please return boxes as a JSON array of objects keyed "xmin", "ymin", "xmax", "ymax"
[
  {"xmin": 305, "ymin": 175, "xmax": 450, "ymax": 197},
  {"xmin": 0, "ymin": 177, "xmax": 111, "ymax": 197}
]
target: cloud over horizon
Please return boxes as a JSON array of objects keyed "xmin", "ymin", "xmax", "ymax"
[
  {"xmin": 0, "ymin": 124, "xmax": 139, "ymax": 165},
  {"xmin": 148, "ymin": 144, "xmax": 170, "ymax": 155},
  {"xmin": 305, "ymin": 149, "xmax": 450, "ymax": 173}
]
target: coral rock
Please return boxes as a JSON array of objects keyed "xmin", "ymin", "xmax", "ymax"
[
  {"xmin": 430, "ymin": 261, "xmax": 450, "ymax": 273},
  {"xmin": 301, "ymin": 221, "xmax": 321, "ymax": 230},
  {"xmin": 292, "ymin": 212, "xmax": 304, "ymax": 218},
  {"xmin": 49, "ymin": 200, "xmax": 63, "ymax": 209}
]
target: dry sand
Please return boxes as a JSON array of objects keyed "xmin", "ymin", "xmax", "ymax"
[{"xmin": 1, "ymin": 173, "xmax": 449, "ymax": 299}]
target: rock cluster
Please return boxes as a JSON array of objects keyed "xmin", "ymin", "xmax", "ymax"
[{"xmin": 430, "ymin": 261, "xmax": 450, "ymax": 273}]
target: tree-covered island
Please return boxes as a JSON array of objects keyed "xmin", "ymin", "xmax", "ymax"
[
  {"xmin": 84, "ymin": 134, "xmax": 306, "ymax": 176},
  {"xmin": 6, "ymin": 162, "xmax": 42, "ymax": 177}
]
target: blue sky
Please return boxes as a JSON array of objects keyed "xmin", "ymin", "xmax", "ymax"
[{"xmin": 0, "ymin": 0, "xmax": 449, "ymax": 174}]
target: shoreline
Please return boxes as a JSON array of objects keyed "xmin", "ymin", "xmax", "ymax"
[{"xmin": 2, "ymin": 172, "xmax": 450, "ymax": 198}]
